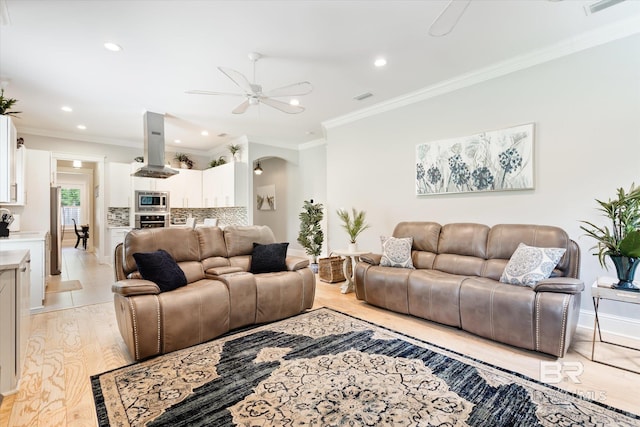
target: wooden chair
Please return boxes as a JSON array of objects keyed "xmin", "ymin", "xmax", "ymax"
[{"xmin": 72, "ymin": 218, "xmax": 89, "ymax": 250}]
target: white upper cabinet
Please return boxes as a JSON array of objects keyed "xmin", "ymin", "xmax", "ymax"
[
  {"xmin": 0, "ymin": 116, "xmax": 21, "ymax": 204},
  {"xmin": 107, "ymin": 162, "xmax": 132, "ymax": 208},
  {"xmin": 165, "ymin": 169, "xmax": 202, "ymax": 208},
  {"xmin": 202, "ymin": 162, "xmax": 247, "ymax": 208}
]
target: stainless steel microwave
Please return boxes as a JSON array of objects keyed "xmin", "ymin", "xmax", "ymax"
[{"xmin": 135, "ymin": 191, "xmax": 169, "ymax": 212}]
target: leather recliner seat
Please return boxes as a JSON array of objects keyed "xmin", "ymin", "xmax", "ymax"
[
  {"xmin": 112, "ymin": 225, "xmax": 315, "ymax": 361},
  {"xmin": 354, "ymin": 222, "xmax": 583, "ymax": 357}
]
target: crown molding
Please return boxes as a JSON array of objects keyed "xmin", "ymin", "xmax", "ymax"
[
  {"xmin": 18, "ymin": 126, "xmax": 141, "ymax": 148},
  {"xmin": 323, "ymin": 16, "xmax": 640, "ymax": 130},
  {"xmin": 299, "ymin": 138, "xmax": 326, "ymax": 150}
]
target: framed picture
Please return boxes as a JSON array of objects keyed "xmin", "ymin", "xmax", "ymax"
[
  {"xmin": 416, "ymin": 123, "xmax": 534, "ymax": 196},
  {"xmin": 256, "ymin": 185, "xmax": 276, "ymax": 210}
]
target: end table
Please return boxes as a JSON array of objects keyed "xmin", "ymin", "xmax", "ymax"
[{"xmin": 330, "ymin": 249, "xmax": 368, "ymax": 294}]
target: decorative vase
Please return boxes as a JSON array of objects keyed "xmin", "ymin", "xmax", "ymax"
[
  {"xmin": 348, "ymin": 242, "xmax": 358, "ymax": 253},
  {"xmin": 310, "ymin": 263, "xmax": 319, "ymax": 274},
  {"xmin": 610, "ymin": 255, "xmax": 640, "ymax": 290},
  {"xmin": 180, "ymin": 161, "xmax": 189, "ymax": 169}
]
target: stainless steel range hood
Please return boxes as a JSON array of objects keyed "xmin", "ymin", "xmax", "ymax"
[{"xmin": 132, "ymin": 111, "xmax": 178, "ymax": 179}]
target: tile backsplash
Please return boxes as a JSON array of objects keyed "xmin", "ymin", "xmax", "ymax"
[
  {"xmin": 107, "ymin": 207, "xmax": 130, "ymax": 227},
  {"xmin": 170, "ymin": 207, "xmax": 248, "ymax": 227}
]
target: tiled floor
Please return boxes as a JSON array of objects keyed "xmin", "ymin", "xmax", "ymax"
[{"xmin": 35, "ymin": 244, "xmax": 114, "ymax": 313}]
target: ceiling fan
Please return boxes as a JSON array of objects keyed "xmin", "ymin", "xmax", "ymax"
[
  {"xmin": 428, "ymin": 0, "xmax": 472, "ymax": 37},
  {"xmin": 186, "ymin": 52, "xmax": 312, "ymax": 114}
]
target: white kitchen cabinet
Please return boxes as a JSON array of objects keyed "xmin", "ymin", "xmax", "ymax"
[
  {"xmin": 107, "ymin": 162, "xmax": 132, "ymax": 208},
  {"xmin": 108, "ymin": 227, "xmax": 130, "ymax": 264},
  {"xmin": 202, "ymin": 162, "xmax": 247, "ymax": 207},
  {"xmin": 0, "ymin": 249, "xmax": 30, "ymax": 395},
  {"xmin": 166, "ymin": 169, "xmax": 202, "ymax": 208},
  {"xmin": 0, "ymin": 115, "xmax": 19, "ymax": 204},
  {"xmin": 0, "ymin": 231, "xmax": 47, "ymax": 310}
]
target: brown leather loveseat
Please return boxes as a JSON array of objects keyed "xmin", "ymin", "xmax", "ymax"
[
  {"xmin": 113, "ymin": 225, "xmax": 315, "ymax": 360},
  {"xmin": 354, "ymin": 222, "xmax": 583, "ymax": 357}
]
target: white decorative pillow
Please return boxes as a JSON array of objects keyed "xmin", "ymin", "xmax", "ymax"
[
  {"xmin": 380, "ymin": 236, "xmax": 414, "ymax": 269},
  {"xmin": 500, "ymin": 243, "xmax": 566, "ymax": 287}
]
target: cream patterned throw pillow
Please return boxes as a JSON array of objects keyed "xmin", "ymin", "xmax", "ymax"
[
  {"xmin": 500, "ymin": 243, "xmax": 566, "ymax": 287},
  {"xmin": 380, "ymin": 236, "xmax": 414, "ymax": 269}
]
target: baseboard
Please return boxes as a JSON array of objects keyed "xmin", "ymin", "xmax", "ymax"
[{"xmin": 578, "ymin": 308, "xmax": 640, "ymax": 341}]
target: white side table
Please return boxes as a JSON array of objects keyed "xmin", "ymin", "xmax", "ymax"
[
  {"xmin": 331, "ymin": 249, "xmax": 368, "ymax": 294},
  {"xmin": 591, "ymin": 277, "xmax": 640, "ymax": 374}
]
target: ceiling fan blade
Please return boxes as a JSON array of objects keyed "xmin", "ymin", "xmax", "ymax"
[
  {"xmin": 185, "ymin": 89, "xmax": 244, "ymax": 97},
  {"xmin": 263, "ymin": 81, "xmax": 313, "ymax": 98},
  {"xmin": 260, "ymin": 97, "xmax": 305, "ymax": 114},
  {"xmin": 232, "ymin": 99, "xmax": 251, "ymax": 114},
  {"xmin": 428, "ymin": 0, "xmax": 471, "ymax": 37},
  {"xmin": 218, "ymin": 67, "xmax": 255, "ymax": 94}
]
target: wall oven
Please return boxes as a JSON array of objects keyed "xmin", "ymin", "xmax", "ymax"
[
  {"xmin": 135, "ymin": 213, "xmax": 170, "ymax": 229},
  {"xmin": 135, "ymin": 191, "xmax": 169, "ymax": 212}
]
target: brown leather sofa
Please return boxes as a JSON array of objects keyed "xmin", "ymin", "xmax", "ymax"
[
  {"xmin": 113, "ymin": 225, "xmax": 315, "ymax": 361},
  {"xmin": 354, "ymin": 222, "xmax": 583, "ymax": 357}
]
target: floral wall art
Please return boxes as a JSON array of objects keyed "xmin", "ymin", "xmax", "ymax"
[
  {"xmin": 416, "ymin": 123, "xmax": 534, "ymax": 196},
  {"xmin": 256, "ymin": 184, "xmax": 276, "ymax": 211}
]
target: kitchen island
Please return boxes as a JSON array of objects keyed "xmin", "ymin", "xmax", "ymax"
[{"xmin": 0, "ymin": 230, "xmax": 48, "ymax": 310}]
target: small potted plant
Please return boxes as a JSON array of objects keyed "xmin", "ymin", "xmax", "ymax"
[
  {"xmin": 228, "ymin": 144, "xmax": 241, "ymax": 161},
  {"xmin": 581, "ymin": 183, "xmax": 640, "ymax": 290},
  {"xmin": 174, "ymin": 153, "xmax": 194, "ymax": 169},
  {"xmin": 336, "ymin": 207, "xmax": 370, "ymax": 252},
  {"xmin": 297, "ymin": 200, "xmax": 324, "ymax": 273},
  {"xmin": 208, "ymin": 156, "xmax": 227, "ymax": 168},
  {"xmin": 0, "ymin": 89, "xmax": 21, "ymax": 117}
]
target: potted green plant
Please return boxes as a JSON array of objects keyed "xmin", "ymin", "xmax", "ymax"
[
  {"xmin": 0, "ymin": 89, "xmax": 21, "ymax": 117},
  {"xmin": 581, "ymin": 183, "xmax": 640, "ymax": 290},
  {"xmin": 297, "ymin": 200, "xmax": 324, "ymax": 273},
  {"xmin": 208, "ymin": 156, "xmax": 227, "ymax": 168},
  {"xmin": 336, "ymin": 207, "xmax": 370, "ymax": 252},
  {"xmin": 174, "ymin": 153, "xmax": 194, "ymax": 169},
  {"xmin": 228, "ymin": 144, "xmax": 241, "ymax": 161}
]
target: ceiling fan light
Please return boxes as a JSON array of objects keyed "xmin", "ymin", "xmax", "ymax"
[
  {"xmin": 289, "ymin": 99, "xmax": 300, "ymax": 106},
  {"xmin": 254, "ymin": 162, "xmax": 263, "ymax": 175}
]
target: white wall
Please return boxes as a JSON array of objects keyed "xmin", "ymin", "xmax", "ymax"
[{"xmin": 324, "ymin": 34, "xmax": 640, "ymax": 331}]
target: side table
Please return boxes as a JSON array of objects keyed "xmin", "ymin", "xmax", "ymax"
[
  {"xmin": 330, "ymin": 249, "xmax": 368, "ymax": 294},
  {"xmin": 591, "ymin": 277, "xmax": 640, "ymax": 374}
]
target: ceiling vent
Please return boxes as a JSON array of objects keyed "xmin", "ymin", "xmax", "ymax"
[
  {"xmin": 585, "ymin": 0, "xmax": 626, "ymax": 15},
  {"xmin": 353, "ymin": 92, "xmax": 373, "ymax": 101}
]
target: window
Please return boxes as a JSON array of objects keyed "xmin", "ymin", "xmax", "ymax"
[{"xmin": 61, "ymin": 188, "xmax": 81, "ymax": 226}]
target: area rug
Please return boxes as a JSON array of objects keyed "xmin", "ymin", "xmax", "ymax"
[
  {"xmin": 92, "ymin": 308, "xmax": 640, "ymax": 426},
  {"xmin": 46, "ymin": 279, "xmax": 82, "ymax": 293}
]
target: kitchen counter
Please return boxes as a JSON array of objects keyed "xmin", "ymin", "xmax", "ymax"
[
  {"xmin": 107, "ymin": 226, "xmax": 132, "ymax": 230},
  {"xmin": 0, "ymin": 249, "xmax": 29, "ymax": 271},
  {"xmin": 0, "ymin": 230, "xmax": 48, "ymax": 310}
]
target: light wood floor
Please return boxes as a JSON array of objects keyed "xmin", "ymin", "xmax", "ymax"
[{"xmin": 1, "ymin": 251, "xmax": 639, "ymax": 426}]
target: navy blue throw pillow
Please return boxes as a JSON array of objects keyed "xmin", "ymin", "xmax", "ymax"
[
  {"xmin": 250, "ymin": 242, "xmax": 289, "ymax": 274},
  {"xmin": 133, "ymin": 249, "xmax": 188, "ymax": 292}
]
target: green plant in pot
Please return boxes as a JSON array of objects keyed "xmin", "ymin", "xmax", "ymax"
[
  {"xmin": 580, "ymin": 183, "xmax": 640, "ymax": 290},
  {"xmin": 336, "ymin": 207, "xmax": 370, "ymax": 252},
  {"xmin": 227, "ymin": 144, "xmax": 241, "ymax": 161},
  {"xmin": 0, "ymin": 89, "xmax": 21, "ymax": 117},
  {"xmin": 297, "ymin": 200, "xmax": 324, "ymax": 273},
  {"xmin": 174, "ymin": 153, "xmax": 193, "ymax": 169}
]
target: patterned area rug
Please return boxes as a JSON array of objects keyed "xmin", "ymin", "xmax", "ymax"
[{"xmin": 92, "ymin": 308, "xmax": 639, "ymax": 426}]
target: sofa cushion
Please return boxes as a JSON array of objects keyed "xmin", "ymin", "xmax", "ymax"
[
  {"xmin": 224, "ymin": 225, "xmax": 277, "ymax": 257},
  {"xmin": 500, "ymin": 243, "xmax": 566, "ymax": 286},
  {"xmin": 250, "ymin": 242, "xmax": 289, "ymax": 273},
  {"xmin": 133, "ymin": 249, "xmax": 188, "ymax": 292},
  {"xmin": 380, "ymin": 236, "xmax": 415, "ymax": 269}
]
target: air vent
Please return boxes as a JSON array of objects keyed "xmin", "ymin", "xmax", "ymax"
[
  {"xmin": 353, "ymin": 92, "xmax": 373, "ymax": 101},
  {"xmin": 217, "ymin": 133, "xmax": 228, "ymax": 137},
  {"xmin": 585, "ymin": 0, "xmax": 626, "ymax": 14}
]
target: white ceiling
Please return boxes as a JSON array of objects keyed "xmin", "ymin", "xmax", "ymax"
[{"xmin": 1, "ymin": 0, "xmax": 640, "ymax": 154}]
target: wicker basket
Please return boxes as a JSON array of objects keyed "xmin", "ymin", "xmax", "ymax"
[{"xmin": 318, "ymin": 256, "xmax": 352, "ymax": 283}]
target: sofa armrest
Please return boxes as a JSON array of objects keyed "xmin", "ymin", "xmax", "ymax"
[
  {"xmin": 112, "ymin": 279, "xmax": 160, "ymax": 296},
  {"xmin": 286, "ymin": 256, "xmax": 309, "ymax": 271},
  {"xmin": 205, "ymin": 266, "xmax": 245, "ymax": 276},
  {"xmin": 359, "ymin": 253, "xmax": 382, "ymax": 266},
  {"xmin": 532, "ymin": 278, "xmax": 584, "ymax": 294}
]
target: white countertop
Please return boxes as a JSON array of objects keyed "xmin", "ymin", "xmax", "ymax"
[
  {"xmin": 0, "ymin": 249, "xmax": 30, "ymax": 271},
  {"xmin": 0, "ymin": 230, "xmax": 47, "ymax": 242},
  {"xmin": 107, "ymin": 226, "xmax": 132, "ymax": 230}
]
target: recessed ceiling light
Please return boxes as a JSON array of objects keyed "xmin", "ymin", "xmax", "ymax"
[
  {"xmin": 61, "ymin": 106, "xmax": 73, "ymax": 112},
  {"xmin": 174, "ymin": 139, "xmax": 181, "ymax": 144},
  {"xmin": 73, "ymin": 160, "xmax": 82, "ymax": 168},
  {"xmin": 104, "ymin": 42, "xmax": 122, "ymax": 52},
  {"xmin": 77, "ymin": 124, "xmax": 86, "ymax": 130},
  {"xmin": 201, "ymin": 130, "xmax": 209, "ymax": 136},
  {"xmin": 374, "ymin": 58, "xmax": 387, "ymax": 67},
  {"xmin": 289, "ymin": 99, "xmax": 300, "ymax": 106}
]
